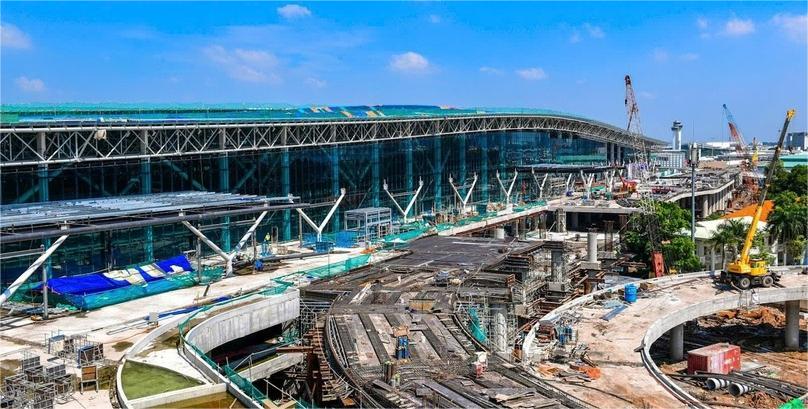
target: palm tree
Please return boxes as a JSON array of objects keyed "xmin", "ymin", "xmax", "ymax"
[
  {"xmin": 709, "ymin": 219, "xmax": 750, "ymax": 269},
  {"xmin": 767, "ymin": 193, "xmax": 808, "ymax": 263},
  {"xmin": 709, "ymin": 228, "xmax": 733, "ymax": 269}
]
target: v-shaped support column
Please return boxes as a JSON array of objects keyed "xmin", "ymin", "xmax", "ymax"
[
  {"xmin": 384, "ymin": 179, "xmax": 423, "ymax": 223},
  {"xmin": 448, "ymin": 173, "xmax": 477, "ymax": 214},
  {"xmin": 495, "ymin": 170, "xmax": 518, "ymax": 208}
]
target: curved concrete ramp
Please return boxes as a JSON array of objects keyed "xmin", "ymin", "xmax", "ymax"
[
  {"xmin": 529, "ymin": 268, "xmax": 807, "ymax": 408},
  {"xmin": 187, "ymin": 289, "xmax": 299, "ymax": 354}
]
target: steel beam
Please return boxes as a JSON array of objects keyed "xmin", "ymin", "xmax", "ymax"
[
  {"xmin": 0, "ymin": 235, "xmax": 69, "ymax": 305},
  {"xmin": 0, "ymin": 114, "xmax": 663, "ymax": 168}
]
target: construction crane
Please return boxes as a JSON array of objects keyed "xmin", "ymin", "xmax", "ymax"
[
  {"xmin": 723, "ymin": 104, "xmax": 759, "ymax": 170},
  {"xmin": 624, "ymin": 74, "xmax": 665, "ymax": 277},
  {"xmin": 720, "ymin": 109, "xmax": 796, "ymax": 290}
]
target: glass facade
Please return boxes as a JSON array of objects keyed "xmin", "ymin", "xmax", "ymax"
[{"xmin": 1, "ymin": 130, "xmax": 610, "ymax": 286}]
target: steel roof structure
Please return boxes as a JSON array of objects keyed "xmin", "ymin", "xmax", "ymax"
[
  {"xmin": 0, "ymin": 105, "xmax": 664, "ymax": 168},
  {"xmin": 0, "ymin": 191, "xmax": 306, "ymax": 244}
]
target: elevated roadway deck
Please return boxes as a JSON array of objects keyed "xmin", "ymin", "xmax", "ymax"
[{"xmin": 527, "ymin": 268, "xmax": 808, "ymax": 408}]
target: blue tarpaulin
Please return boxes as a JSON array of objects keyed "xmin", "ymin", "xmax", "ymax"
[{"xmin": 41, "ymin": 255, "xmax": 193, "ymax": 296}]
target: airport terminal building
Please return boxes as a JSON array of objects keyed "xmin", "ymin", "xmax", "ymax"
[{"xmin": 0, "ymin": 105, "xmax": 658, "ymax": 283}]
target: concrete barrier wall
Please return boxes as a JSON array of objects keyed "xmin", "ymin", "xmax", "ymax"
[
  {"xmin": 186, "ymin": 289, "xmax": 299, "ymax": 353},
  {"xmin": 128, "ymin": 383, "xmax": 226, "ymax": 409}
]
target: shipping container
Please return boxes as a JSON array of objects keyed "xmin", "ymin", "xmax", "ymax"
[{"xmin": 687, "ymin": 343, "xmax": 741, "ymax": 374}]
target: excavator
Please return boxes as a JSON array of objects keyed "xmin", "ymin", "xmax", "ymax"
[{"xmin": 719, "ymin": 109, "xmax": 796, "ymax": 290}]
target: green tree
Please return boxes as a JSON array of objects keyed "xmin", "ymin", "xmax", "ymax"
[
  {"xmin": 622, "ymin": 200, "xmax": 700, "ymax": 273},
  {"xmin": 708, "ymin": 227, "xmax": 734, "ymax": 269},
  {"xmin": 768, "ymin": 192, "xmax": 808, "ymax": 263},
  {"xmin": 662, "ymin": 236, "xmax": 702, "ymax": 273},
  {"xmin": 770, "ymin": 162, "xmax": 807, "ymax": 198}
]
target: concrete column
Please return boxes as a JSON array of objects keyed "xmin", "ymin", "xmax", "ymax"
[
  {"xmin": 492, "ymin": 306, "xmax": 508, "ymax": 353},
  {"xmin": 785, "ymin": 300, "xmax": 800, "ymax": 351},
  {"xmin": 587, "ymin": 230, "xmax": 597, "ymax": 263},
  {"xmin": 494, "ymin": 227, "xmax": 505, "ymax": 239},
  {"xmin": 702, "ymin": 196, "xmax": 709, "ymax": 219},
  {"xmin": 669, "ymin": 324, "xmax": 684, "ymax": 361}
]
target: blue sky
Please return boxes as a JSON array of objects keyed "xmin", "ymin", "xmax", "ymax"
[{"xmin": 1, "ymin": 1, "xmax": 806, "ymax": 142}]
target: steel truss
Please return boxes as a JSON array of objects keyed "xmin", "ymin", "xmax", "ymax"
[{"xmin": 1, "ymin": 115, "xmax": 663, "ymax": 167}]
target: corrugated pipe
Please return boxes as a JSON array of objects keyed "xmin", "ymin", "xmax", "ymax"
[
  {"xmin": 706, "ymin": 378, "xmax": 729, "ymax": 390},
  {"xmin": 729, "ymin": 383, "xmax": 751, "ymax": 396}
]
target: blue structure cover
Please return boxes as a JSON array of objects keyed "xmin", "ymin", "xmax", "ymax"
[{"xmin": 42, "ymin": 255, "xmax": 193, "ymax": 296}]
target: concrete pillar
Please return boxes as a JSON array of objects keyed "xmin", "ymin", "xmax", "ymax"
[
  {"xmin": 785, "ymin": 300, "xmax": 800, "ymax": 351},
  {"xmin": 702, "ymin": 196, "xmax": 709, "ymax": 219},
  {"xmin": 492, "ymin": 306, "xmax": 508, "ymax": 353},
  {"xmin": 587, "ymin": 230, "xmax": 597, "ymax": 263},
  {"xmin": 494, "ymin": 227, "xmax": 505, "ymax": 239},
  {"xmin": 669, "ymin": 324, "xmax": 684, "ymax": 361},
  {"xmin": 513, "ymin": 221, "xmax": 519, "ymax": 238}
]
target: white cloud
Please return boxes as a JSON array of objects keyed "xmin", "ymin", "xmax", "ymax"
[
  {"xmin": 233, "ymin": 48, "xmax": 278, "ymax": 65},
  {"xmin": 428, "ymin": 14, "xmax": 441, "ymax": 24},
  {"xmin": 583, "ymin": 23, "xmax": 605, "ymax": 39},
  {"xmin": 515, "ymin": 67, "xmax": 547, "ymax": 81},
  {"xmin": 305, "ymin": 77, "xmax": 326, "ymax": 88},
  {"xmin": 771, "ymin": 13, "xmax": 807, "ymax": 43},
  {"xmin": 479, "ymin": 66, "xmax": 503, "ymax": 75},
  {"xmin": 652, "ymin": 48, "xmax": 669, "ymax": 62},
  {"xmin": 724, "ymin": 17, "xmax": 755, "ymax": 36},
  {"xmin": 203, "ymin": 45, "xmax": 280, "ymax": 83},
  {"xmin": 277, "ymin": 4, "xmax": 311, "ymax": 19},
  {"xmin": 15, "ymin": 76, "xmax": 45, "ymax": 92},
  {"xmin": 680, "ymin": 52, "xmax": 699, "ymax": 61},
  {"xmin": 1, "ymin": 23, "xmax": 32, "ymax": 49},
  {"xmin": 569, "ymin": 31, "xmax": 581, "ymax": 44},
  {"xmin": 697, "ymin": 17, "xmax": 709, "ymax": 30},
  {"xmin": 389, "ymin": 52, "xmax": 430, "ymax": 73}
]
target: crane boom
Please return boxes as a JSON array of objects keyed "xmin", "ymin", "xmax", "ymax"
[
  {"xmin": 723, "ymin": 104, "xmax": 748, "ymax": 152},
  {"xmin": 734, "ymin": 109, "xmax": 795, "ymax": 267}
]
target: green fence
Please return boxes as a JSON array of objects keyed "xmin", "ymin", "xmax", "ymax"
[{"xmin": 176, "ymin": 255, "xmax": 373, "ymax": 406}]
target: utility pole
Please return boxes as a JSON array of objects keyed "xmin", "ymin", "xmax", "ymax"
[{"xmin": 689, "ymin": 143, "xmax": 700, "ymax": 242}]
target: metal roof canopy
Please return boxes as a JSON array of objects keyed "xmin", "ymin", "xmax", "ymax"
[
  {"xmin": 514, "ymin": 164, "xmax": 625, "ymax": 174},
  {"xmin": 0, "ymin": 191, "xmax": 307, "ymax": 244}
]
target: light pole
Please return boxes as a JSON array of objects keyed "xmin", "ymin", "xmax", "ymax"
[{"xmin": 689, "ymin": 143, "xmax": 700, "ymax": 242}]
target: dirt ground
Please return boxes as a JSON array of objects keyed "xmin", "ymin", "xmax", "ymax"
[{"xmin": 657, "ymin": 306, "xmax": 807, "ymax": 409}]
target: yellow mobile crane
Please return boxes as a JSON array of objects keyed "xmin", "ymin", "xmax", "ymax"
[{"xmin": 720, "ymin": 109, "xmax": 796, "ymax": 290}]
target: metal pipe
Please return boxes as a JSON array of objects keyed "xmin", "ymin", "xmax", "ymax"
[
  {"xmin": 448, "ymin": 174, "xmax": 476, "ymax": 213},
  {"xmin": 729, "ymin": 383, "xmax": 751, "ymax": 396},
  {"xmin": 295, "ymin": 189, "xmax": 345, "ymax": 241},
  {"xmin": 0, "ymin": 202, "xmax": 306, "ymax": 245},
  {"xmin": 182, "ymin": 221, "xmax": 231, "ymax": 275},
  {"xmin": 706, "ymin": 378, "xmax": 729, "ymax": 390},
  {"xmin": 0, "ymin": 234, "xmax": 69, "ymax": 305},
  {"xmin": 232, "ymin": 211, "xmax": 268, "ymax": 254}
]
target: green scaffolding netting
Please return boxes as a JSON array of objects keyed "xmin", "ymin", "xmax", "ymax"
[
  {"xmin": 56, "ymin": 267, "xmax": 223, "ymax": 310},
  {"xmin": 273, "ymin": 254, "xmax": 372, "ymax": 287}
]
